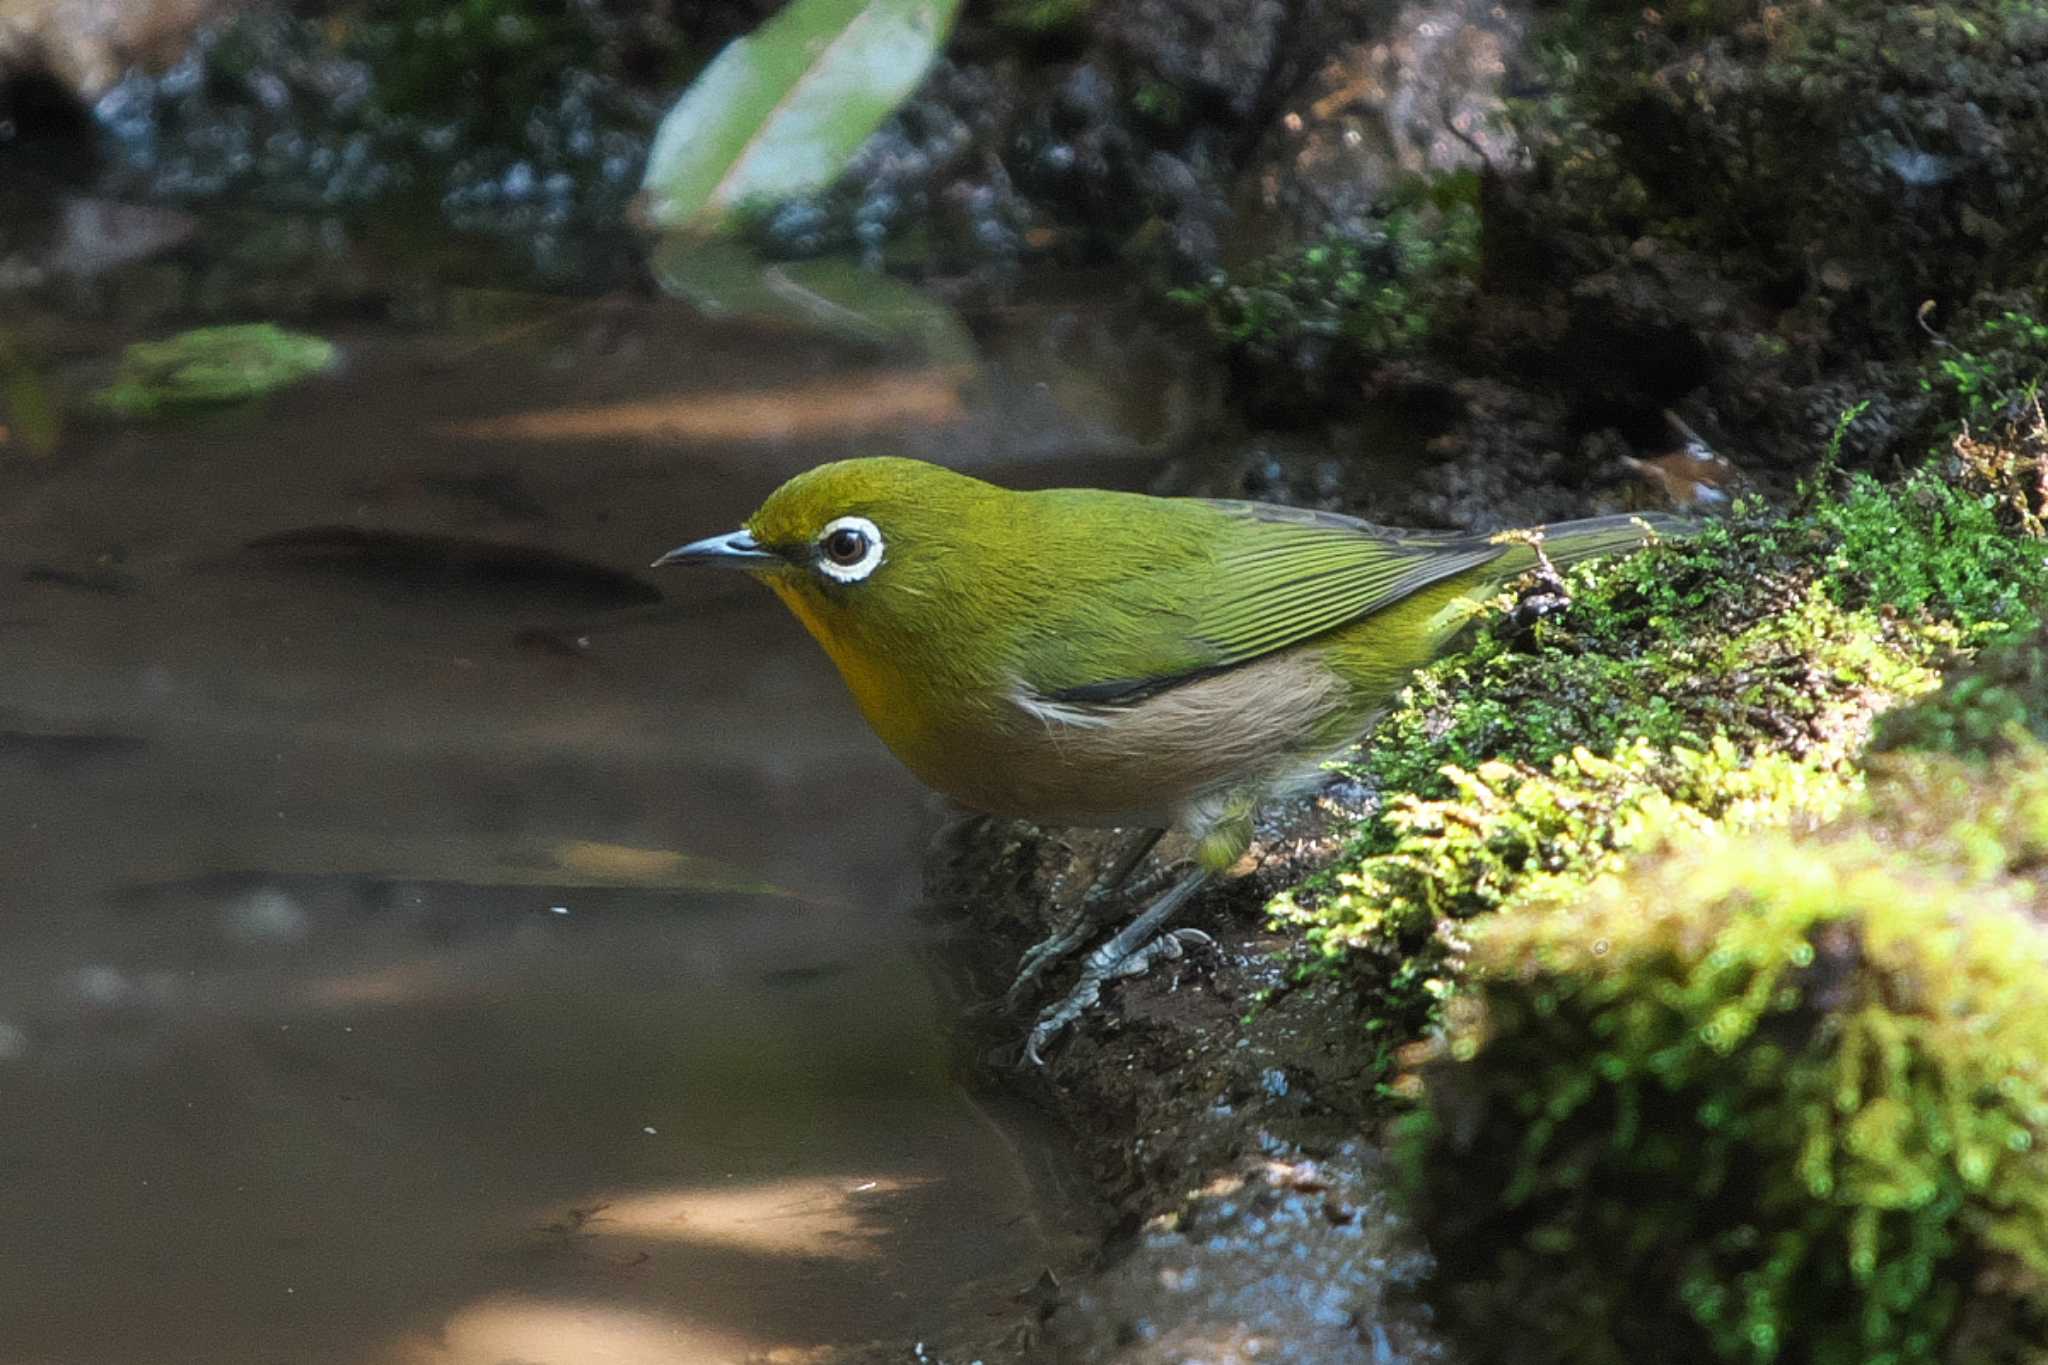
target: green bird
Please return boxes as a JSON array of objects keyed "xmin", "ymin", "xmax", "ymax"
[{"xmin": 658, "ymin": 457, "xmax": 1682, "ymax": 1061}]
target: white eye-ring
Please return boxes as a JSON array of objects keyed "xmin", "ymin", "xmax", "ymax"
[{"xmin": 816, "ymin": 515, "xmax": 885, "ymax": 583}]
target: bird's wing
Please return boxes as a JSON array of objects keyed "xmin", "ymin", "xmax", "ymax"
[{"xmin": 1041, "ymin": 502, "xmax": 1506, "ymax": 706}]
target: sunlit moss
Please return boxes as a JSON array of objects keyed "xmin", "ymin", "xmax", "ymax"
[
  {"xmin": 1396, "ymin": 813, "xmax": 2048, "ymax": 1365},
  {"xmin": 1866, "ymin": 741, "xmax": 2048, "ymax": 884},
  {"xmin": 1269, "ymin": 442, "xmax": 2048, "ymax": 1111},
  {"xmin": 1273, "ymin": 739, "xmax": 1856, "ymax": 952}
]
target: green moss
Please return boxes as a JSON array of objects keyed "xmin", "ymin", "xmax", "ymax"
[
  {"xmin": 1269, "ymin": 447, "xmax": 2048, "ymax": 1101},
  {"xmin": 1273, "ymin": 429, "xmax": 2048, "ymax": 1354},
  {"xmin": 1290, "ymin": 462, "xmax": 2033, "ymax": 904},
  {"xmin": 1420, "ymin": 464, "xmax": 2035, "ymax": 775},
  {"xmin": 90, "ymin": 325, "xmax": 337, "ymax": 418},
  {"xmin": 1868, "ymin": 745, "xmax": 2048, "ymax": 884},
  {"xmin": 1923, "ymin": 311, "xmax": 2048, "ymax": 434},
  {"xmin": 1274, "ymin": 739, "xmax": 1858, "ymax": 953},
  {"xmin": 1169, "ymin": 176, "xmax": 1481, "ymax": 413},
  {"xmin": 1874, "ymin": 628, "xmax": 2048, "ymax": 760},
  {"xmin": 1397, "ymin": 813, "xmax": 2048, "ymax": 1365},
  {"xmin": 1816, "ymin": 472, "xmax": 2048, "ymax": 637}
]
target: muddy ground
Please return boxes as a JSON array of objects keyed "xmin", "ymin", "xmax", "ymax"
[{"xmin": 918, "ymin": 799, "xmax": 1452, "ymax": 1361}]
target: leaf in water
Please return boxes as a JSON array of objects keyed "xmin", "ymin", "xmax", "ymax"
[
  {"xmin": 635, "ymin": 0, "xmax": 962, "ymax": 234},
  {"xmin": 90, "ymin": 324, "xmax": 337, "ymax": 419},
  {"xmin": 653, "ymin": 238, "xmax": 976, "ymax": 367}
]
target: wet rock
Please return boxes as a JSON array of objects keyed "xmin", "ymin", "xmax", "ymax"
[
  {"xmin": 33, "ymin": 196, "xmax": 197, "ymax": 278},
  {"xmin": 1044, "ymin": 1148, "xmax": 1443, "ymax": 1363},
  {"xmin": 1090, "ymin": 0, "xmax": 1288, "ymax": 120},
  {"xmin": 1236, "ymin": 0, "xmax": 1526, "ymax": 253},
  {"xmin": 1473, "ymin": 0, "xmax": 2048, "ymax": 473},
  {"xmin": 760, "ymin": 0, "xmax": 1397, "ymax": 277},
  {"xmin": 34, "ymin": 7, "xmax": 662, "ymax": 291}
]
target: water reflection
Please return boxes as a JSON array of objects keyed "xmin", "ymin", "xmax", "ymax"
[{"xmin": 0, "ymin": 292, "xmax": 1184, "ymax": 1362}]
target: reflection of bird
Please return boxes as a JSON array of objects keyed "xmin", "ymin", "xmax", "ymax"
[{"xmin": 659, "ymin": 457, "xmax": 1685, "ymax": 1061}]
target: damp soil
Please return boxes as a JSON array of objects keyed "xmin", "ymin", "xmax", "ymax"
[{"xmin": 923, "ymin": 806, "xmax": 1452, "ymax": 1360}]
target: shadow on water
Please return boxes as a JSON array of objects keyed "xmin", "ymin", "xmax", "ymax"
[{"xmin": 0, "ymin": 282, "xmax": 1199, "ymax": 1363}]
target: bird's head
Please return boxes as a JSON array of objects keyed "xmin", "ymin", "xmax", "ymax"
[{"xmin": 654, "ymin": 457, "xmax": 1006, "ymax": 659}]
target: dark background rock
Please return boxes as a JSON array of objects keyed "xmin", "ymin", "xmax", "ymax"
[{"xmin": 1233, "ymin": 0, "xmax": 1525, "ymax": 258}]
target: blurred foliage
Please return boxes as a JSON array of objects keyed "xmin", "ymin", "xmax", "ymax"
[{"xmin": 635, "ymin": 0, "xmax": 961, "ymax": 235}]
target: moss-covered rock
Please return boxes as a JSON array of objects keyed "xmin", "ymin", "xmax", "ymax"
[
  {"xmin": 1276, "ymin": 738, "xmax": 1858, "ymax": 952},
  {"xmin": 1395, "ymin": 796, "xmax": 2048, "ymax": 1364},
  {"xmin": 1168, "ymin": 177, "xmax": 1482, "ymax": 417},
  {"xmin": 1421, "ymin": 0, "xmax": 2048, "ymax": 478}
]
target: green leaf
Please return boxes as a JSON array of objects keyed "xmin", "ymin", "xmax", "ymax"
[{"xmin": 635, "ymin": 0, "xmax": 961, "ymax": 234}]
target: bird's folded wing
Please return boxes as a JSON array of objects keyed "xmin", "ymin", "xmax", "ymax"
[{"xmin": 1042, "ymin": 503, "xmax": 1505, "ymax": 706}]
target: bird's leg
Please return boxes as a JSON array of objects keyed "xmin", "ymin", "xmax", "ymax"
[
  {"xmin": 1023, "ymin": 868, "xmax": 1211, "ymax": 1066},
  {"xmin": 1019, "ymin": 806, "xmax": 1252, "ymax": 1065},
  {"xmin": 1006, "ymin": 826, "xmax": 1166, "ymax": 1007}
]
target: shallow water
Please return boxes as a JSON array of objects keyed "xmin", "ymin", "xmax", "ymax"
[{"xmin": 0, "ymin": 290, "xmax": 1188, "ymax": 1363}]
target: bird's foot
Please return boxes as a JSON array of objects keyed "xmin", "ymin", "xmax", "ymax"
[
  {"xmin": 1004, "ymin": 843, "xmax": 1178, "ymax": 1008},
  {"xmin": 1022, "ymin": 870, "xmax": 1210, "ymax": 1066},
  {"xmin": 1005, "ymin": 905, "xmax": 1098, "ymax": 1010}
]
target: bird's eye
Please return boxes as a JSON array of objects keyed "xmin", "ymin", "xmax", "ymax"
[
  {"xmin": 814, "ymin": 515, "xmax": 885, "ymax": 583},
  {"xmin": 824, "ymin": 527, "xmax": 868, "ymax": 565}
]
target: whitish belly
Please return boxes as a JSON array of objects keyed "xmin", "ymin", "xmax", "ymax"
[{"xmin": 922, "ymin": 648, "xmax": 1356, "ymax": 830}]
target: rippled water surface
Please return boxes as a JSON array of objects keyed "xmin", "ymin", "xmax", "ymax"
[{"xmin": 0, "ymin": 289, "xmax": 1186, "ymax": 1362}]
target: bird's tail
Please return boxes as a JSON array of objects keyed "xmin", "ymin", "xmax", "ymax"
[{"xmin": 1505, "ymin": 510, "xmax": 1696, "ymax": 575}]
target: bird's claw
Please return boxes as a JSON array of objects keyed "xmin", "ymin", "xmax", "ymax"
[
  {"xmin": 1020, "ymin": 872, "xmax": 1210, "ymax": 1066},
  {"xmin": 1005, "ymin": 906, "xmax": 1098, "ymax": 1009},
  {"xmin": 1114, "ymin": 926, "xmax": 1212, "ymax": 978},
  {"xmin": 1022, "ymin": 928, "xmax": 1213, "ymax": 1066},
  {"xmin": 1005, "ymin": 838, "xmax": 1168, "ymax": 1006}
]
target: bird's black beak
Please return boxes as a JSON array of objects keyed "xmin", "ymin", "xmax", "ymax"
[{"xmin": 651, "ymin": 529, "xmax": 777, "ymax": 569}]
